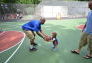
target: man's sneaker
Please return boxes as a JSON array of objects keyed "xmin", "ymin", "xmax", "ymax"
[
  {"xmin": 31, "ymin": 43, "xmax": 38, "ymax": 48},
  {"xmin": 29, "ymin": 48, "xmax": 37, "ymax": 51}
]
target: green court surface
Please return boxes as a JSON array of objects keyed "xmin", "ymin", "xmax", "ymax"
[{"xmin": 0, "ymin": 18, "xmax": 92, "ymax": 63}]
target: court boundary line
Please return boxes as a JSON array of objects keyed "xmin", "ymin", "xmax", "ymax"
[
  {"xmin": 4, "ymin": 31, "xmax": 25, "ymax": 63},
  {"xmin": 0, "ymin": 31, "xmax": 24, "ymax": 54}
]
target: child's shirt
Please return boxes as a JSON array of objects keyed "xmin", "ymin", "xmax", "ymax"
[{"xmin": 52, "ymin": 38, "xmax": 58, "ymax": 42}]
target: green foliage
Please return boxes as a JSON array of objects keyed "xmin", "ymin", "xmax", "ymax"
[
  {"xmin": 0, "ymin": 0, "xmax": 41, "ymax": 4},
  {"xmin": 0, "ymin": 0, "xmax": 17, "ymax": 3},
  {"xmin": 0, "ymin": 0, "xmax": 90, "ymax": 4}
]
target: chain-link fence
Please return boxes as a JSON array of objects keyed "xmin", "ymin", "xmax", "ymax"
[
  {"xmin": 0, "ymin": 4, "xmax": 37, "ymax": 21},
  {"xmin": 0, "ymin": 1, "xmax": 90, "ymax": 21}
]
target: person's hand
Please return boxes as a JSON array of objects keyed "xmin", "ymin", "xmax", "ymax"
[{"xmin": 44, "ymin": 36, "xmax": 51, "ymax": 42}]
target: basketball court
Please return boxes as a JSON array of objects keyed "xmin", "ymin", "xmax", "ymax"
[
  {"xmin": 0, "ymin": 0, "xmax": 92, "ymax": 63},
  {"xmin": 0, "ymin": 18, "xmax": 92, "ymax": 63}
]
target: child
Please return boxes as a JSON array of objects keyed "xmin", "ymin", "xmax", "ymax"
[{"xmin": 49, "ymin": 32, "xmax": 58, "ymax": 49}]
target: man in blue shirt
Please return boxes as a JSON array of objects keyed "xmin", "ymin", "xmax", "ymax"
[
  {"xmin": 22, "ymin": 18, "xmax": 49, "ymax": 51},
  {"xmin": 71, "ymin": 1, "xmax": 92, "ymax": 59}
]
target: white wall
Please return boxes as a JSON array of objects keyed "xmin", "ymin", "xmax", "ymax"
[
  {"xmin": 35, "ymin": 1, "xmax": 89, "ymax": 18},
  {"xmin": 41, "ymin": 6, "xmax": 68, "ymax": 18}
]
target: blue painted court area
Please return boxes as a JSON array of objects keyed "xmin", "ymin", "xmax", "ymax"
[{"xmin": 0, "ymin": 18, "xmax": 92, "ymax": 63}]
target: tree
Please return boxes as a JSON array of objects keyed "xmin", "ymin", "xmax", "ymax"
[
  {"xmin": 0, "ymin": 0, "xmax": 41, "ymax": 4},
  {"xmin": 0, "ymin": 0, "xmax": 18, "ymax": 3}
]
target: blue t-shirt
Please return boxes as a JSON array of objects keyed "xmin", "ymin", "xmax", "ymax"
[
  {"xmin": 84, "ymin": 11, "xmax": 92, "ymax": 34},
  {"xmin": 22, "ymin": 20, "xmax": 41, "ymax": 32}
]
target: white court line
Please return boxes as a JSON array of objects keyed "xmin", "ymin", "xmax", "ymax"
[
  {"xmin": 0, "ymin": 31, "xmax": 5, "ymax": 36},
  {"xmin": 4, "ymin": 32, "xmax": 25, "ymax": 63}
]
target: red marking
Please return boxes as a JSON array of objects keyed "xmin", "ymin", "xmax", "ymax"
[
  {"xmin": 76, "ymin": 25, "xmax": 85, "ymax": 30},
  {"xmin": 0, "ymin": 31, "xmax": 24, "ymax": 52}
]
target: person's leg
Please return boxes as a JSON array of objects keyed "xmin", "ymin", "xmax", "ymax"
[
  {"xmin": 53, "ymin": 41, "xmax": 58, "ymax": 48},
  {"xmin": 29, "ymin": 31, "xmax": 38, "ymax": 47},
  {"xmin": 71, "ymin": 32, "xmax": 88, "ymax": 54},
  {"xmin": 23, "ymin": 30, "xmax": 37, "ymax": 51},
  {"xmin": 84, "ymin": 34, "xmax": 92, "ymax": 59}
]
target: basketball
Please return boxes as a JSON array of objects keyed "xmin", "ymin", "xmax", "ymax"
[{"xmin": 45, "ymin": 36, "xmax": 52, "ymax": 41}]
